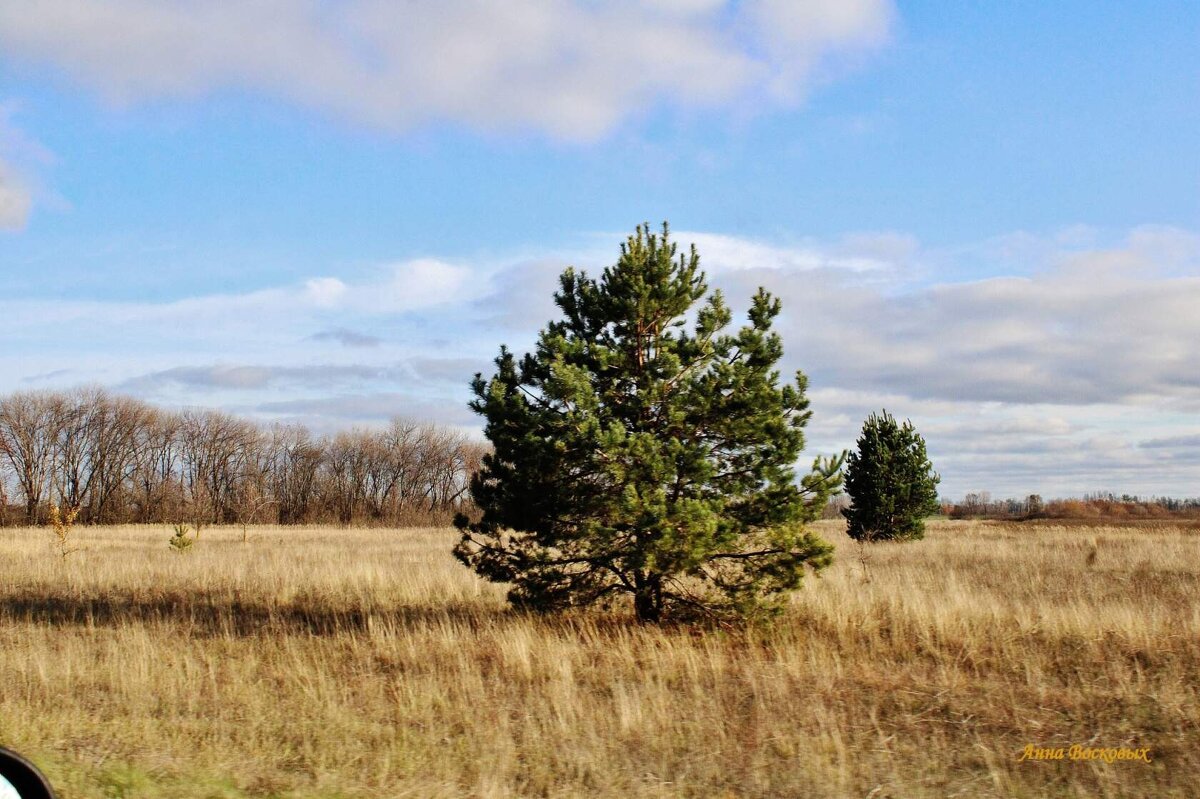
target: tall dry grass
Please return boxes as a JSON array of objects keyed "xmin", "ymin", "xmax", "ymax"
[{"xmin": 0, "ymin": 520, "xmax": 1196, "ymax": 798}]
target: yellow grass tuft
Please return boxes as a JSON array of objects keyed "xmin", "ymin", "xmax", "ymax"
[
  {"xmin": 0, "ymin": 520, "xmax": 1196, "ymax": 798},
  {"xmin": 46, "ymin": 503, "xmax": 82, "ymax": 559}
]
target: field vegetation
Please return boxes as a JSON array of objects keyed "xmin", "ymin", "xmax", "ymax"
[{"xmin": 1, "ymin": 520, "xmax": 1195, "ymax": 798}]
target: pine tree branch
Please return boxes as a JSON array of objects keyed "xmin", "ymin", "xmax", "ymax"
[{"xmin": 704, "ymin": 548, "xmax": 786, "ymax": 560}]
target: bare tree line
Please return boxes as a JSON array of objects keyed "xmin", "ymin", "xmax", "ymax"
[
  {"xmin": 0, "ymin": 388, "xmax": 486, "ymax": 527},
  {"xmin": 946, "ymin": 491, "xmax": 1200, "ymax": 521}
]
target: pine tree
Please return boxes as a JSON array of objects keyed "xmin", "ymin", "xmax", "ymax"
[
  {"xmin": 842, "ymin": 410, "xmax": 940, "ymax": 542},
  {"xmin": 455, "ymin": 223, "xmax": 843, "ymax": 622}
]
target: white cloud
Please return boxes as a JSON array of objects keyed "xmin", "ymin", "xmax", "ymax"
[
  {"xmin": 302, "ymin": 277, "xmax": 348, "ymax": 308},
  {"xmin": 0, "ymin": 256, "xmax": 483, "ymax": 402},
  {"xmin": 0, "ymin": 108, "xmax": 40, "ymax": 230},
  {"xmin": 120, "ymin": 363, "xmax": 408, "ymax": 393},
  {"xmin": 475, "ymin": 257, "xmax": 572, "ymax": 330},
  {"xmin": 370, "ymin": 259, "xmax": 473, "ymax": 313},
  {"xmin": 680, "ymin": 230, "xmax": 911, "ymax": 273},
  {"xmin": 704, "ymin": 228, "xmax": 1200, "ymax": 409},
  {"xmin": 0, "ymin": 158, "xmax": 30, "ymax": 230},
  {"xmin": 253, "ymin": 392, "xmax": 479, "ymax": 430},
  {"xmin": 747, "ymin": 0, "xmax": 892, "ymax": 102},
  {"xmin": 0, "ymin": 103, "xmax": 60, "ymax": 230},
  {"xmin": 0, "ymin": 0, "xmax": 893, "ymax": 139},
  {"xmin": 801, "ymin": 387, "xmax": 1200, "ymax": 499}
]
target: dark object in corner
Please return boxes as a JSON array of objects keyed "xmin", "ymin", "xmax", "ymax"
[{"xmin": 0, "ymin": 747, "xmax": 57, "ymax": 799}]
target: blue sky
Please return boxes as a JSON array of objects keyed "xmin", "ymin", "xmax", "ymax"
[{"xmin": 1, "ymin": 1, "xmax": 1198, "ymax": 498}]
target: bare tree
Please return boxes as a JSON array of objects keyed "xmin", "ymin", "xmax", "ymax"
[
  {"xmin": 265, "ymin": 424, "xmax": 323, "ymax": 524},
  {"xmin": 89, "ymin": 393, "xmax": 155, "ymax": 523},
  {"xmin": 129, "ymin": 410, "xmax": 183, "ymax": 523},
  {"xmin": 178, "ymin": 410, "xmax": 260, "ymax": 523},
  {"xmin": 48, "ymin": 387, "xmax": 150, "ymax": 522},
  {"xmin": 0, "ymin": 391, "xmax": 66, "ymax": 522},
  {"xmin": 324, "ymin": 429, "xmax": 375, "ymax": 525}
]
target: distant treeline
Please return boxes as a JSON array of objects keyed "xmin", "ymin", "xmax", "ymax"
[
  {"xmin": 942, "ymin": 492, "xmax": 1200, "ymax": 521},
  {"xmin": 6, "ymin": 387, "xmax": 1195, "ymax": 529},
  {"xmin": 819, "ymin": 491, "xmax": 1200, "ymax": 522},
  {"xmin": 0, "ymin": 388, "xmax": 487, "ymax": 527}
]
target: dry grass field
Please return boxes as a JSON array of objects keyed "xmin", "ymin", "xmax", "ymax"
[{"xmin": 0, "ymin": 520, "xmax": 1196, "ymax": 798}]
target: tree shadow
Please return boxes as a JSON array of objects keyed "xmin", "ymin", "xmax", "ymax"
[
  {"xmin": 0, "ymin": 592, "xmax": 507, "ymax": 637},
  {"xmin": 0, "ymin": 591, "xmax": 755, "ymax": 639}
]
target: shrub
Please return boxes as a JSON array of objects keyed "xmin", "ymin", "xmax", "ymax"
[{"xmin": 48, "ymin": 503, "xmax": 81, "ymax": 558}]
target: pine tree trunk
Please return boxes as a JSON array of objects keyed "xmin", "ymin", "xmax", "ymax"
[{"xmin": 634, "ymin": 572, "xmax": 663, "ymax": 622}]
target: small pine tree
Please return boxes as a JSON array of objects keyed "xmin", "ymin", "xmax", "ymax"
[
  {"xmin": 168, "ymin": 523, "xmax": 195, "ymax": 553},
  {"xmin": 842, "ymin": 410, "xmax": 940, "ymax": 542},
  {"xmin": 455, "ymin": 223, "xmax": 843, "ymax": 622}
]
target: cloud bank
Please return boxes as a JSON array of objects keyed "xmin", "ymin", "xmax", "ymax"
[
  {"xmin": 723, "ymin": 230, "xmax": 1200, "ymax": 408},
  {"xmin": 0, "ymin": 0, "xmax": 892, "ymax": 139},
  {"xmin": 3, "ymin": 224, "xmax": 1197, "ymax": 496}
]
